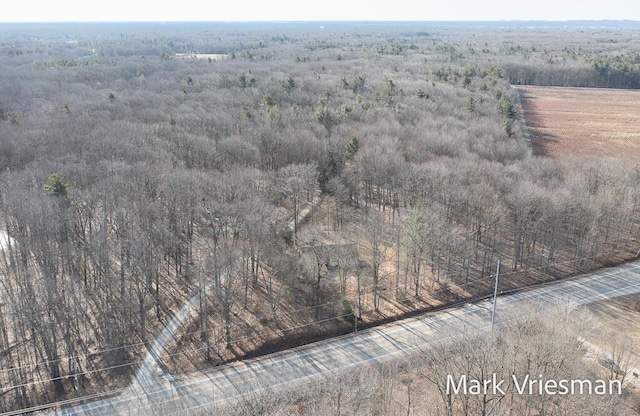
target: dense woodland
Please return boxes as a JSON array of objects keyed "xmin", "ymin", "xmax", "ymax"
[{"xmin": 1, "ymin": 21, "xmax": 640, "ymax": 413}]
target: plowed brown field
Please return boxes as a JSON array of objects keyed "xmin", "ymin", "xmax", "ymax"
[{"xmin": 517, "ymin": 86, "xmax": 640, "ymax": 161}]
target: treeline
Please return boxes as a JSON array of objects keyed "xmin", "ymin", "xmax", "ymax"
[
  {"xmin": 503, "ymin": 61, "xmax": 640, "ymax": 89},
  {"xmin": 1, "ymin": 22, "xmax": 640, "ymax": 413},
  {"xmin": 498, "ymin": 35, "xmax": 640, "ymax": 89}
]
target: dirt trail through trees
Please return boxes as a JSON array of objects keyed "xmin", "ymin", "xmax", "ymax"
[
  {"xmin": 126, "ymin": 192, "xmax": 322, "ymax": 400},
  {"xmin": 287, "ymin": 192, "xmax": 321, "ymax": 232},
  {"xmin": 128, "ymin": 282, "xmax": 214, "ymax": 396}
]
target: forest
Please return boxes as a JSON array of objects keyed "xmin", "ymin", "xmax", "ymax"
[{"xmin": 1, "ymin": 21, "xmax": 640, "ymax": 413}]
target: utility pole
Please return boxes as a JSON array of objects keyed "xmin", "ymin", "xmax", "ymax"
[
  {"xmin": 491, "ymin": 260, "xmax": 500, "ymax": 330},
  {"xmin": 354, "ymin": 311, "xmax": 358, "ymax": 333}
]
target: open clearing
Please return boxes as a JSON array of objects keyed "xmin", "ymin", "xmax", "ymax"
[
  {"xmin": 517, "ymin": 86, "xmax": 640, "ymax": 161},
  {"xmin": 174, "ymin": 53, "xmax": 229, "ymax": 60}
]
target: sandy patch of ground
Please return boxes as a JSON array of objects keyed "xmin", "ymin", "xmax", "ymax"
[
  {"xmin": 0, "ymin": 230, "xmax": 11, "ymax": 250},
  {"xmin": 174, "ymin": 53, "xmax": 229, "ymax": 61}
]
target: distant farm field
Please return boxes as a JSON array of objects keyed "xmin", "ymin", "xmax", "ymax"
[{"xmin": 517, "ymin": 86, "xmax": 640, "ymax": 161}]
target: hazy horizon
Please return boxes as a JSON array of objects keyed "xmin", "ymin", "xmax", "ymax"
[{"xmin": 3, "ymin": 0, "xmax": 639, "ymax": 24}]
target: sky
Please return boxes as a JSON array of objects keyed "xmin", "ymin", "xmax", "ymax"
[{"xmin": 1, "ymin": 0, "xmax": 639, "ymax": 23}]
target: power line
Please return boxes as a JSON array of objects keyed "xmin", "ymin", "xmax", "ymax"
[
  {"xmin": 0, "ymin": 308, "xmax": 359, "ymax": 396},
  {"xmin": 6, "ymin": 266, "xmax": 640, "ymax": 415},
  {"xmin": 61, "ymin": 298, "xmax": 598, "ymax": 415},
  {"xmin": 0, "ymin": 295, "xmax": 351, "ymax": 377},
  {"xmin": 0, "ymin": 236, "xmax": 636, "ymax": 411},
  {"xmin": 1, "ymin": 243, "xmax": 625, "ymax": 392},
  {"xmin": 0, "ymin": 308, "xmax": 362, "ymax": 415},
  {"xmin": 0, "ymin": 242, "xmax": 626, "ymax": 397}
]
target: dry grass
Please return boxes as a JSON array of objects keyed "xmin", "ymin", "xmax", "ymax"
[
  {"xmin": 585, "ymin": 294, "xmax": 640, "ymax": 382},
  {"xmin": 517, "ymin": 86, "xmax": 640, "ymax": 162}
]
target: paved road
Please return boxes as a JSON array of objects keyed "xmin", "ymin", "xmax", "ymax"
[
  {"xmin": 131, "ymin": 282, "xmax": 210, "ymax": 394},
  {"xmin": 33, "ymin": 261, "xmax": 640, "ymax": 415}
]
